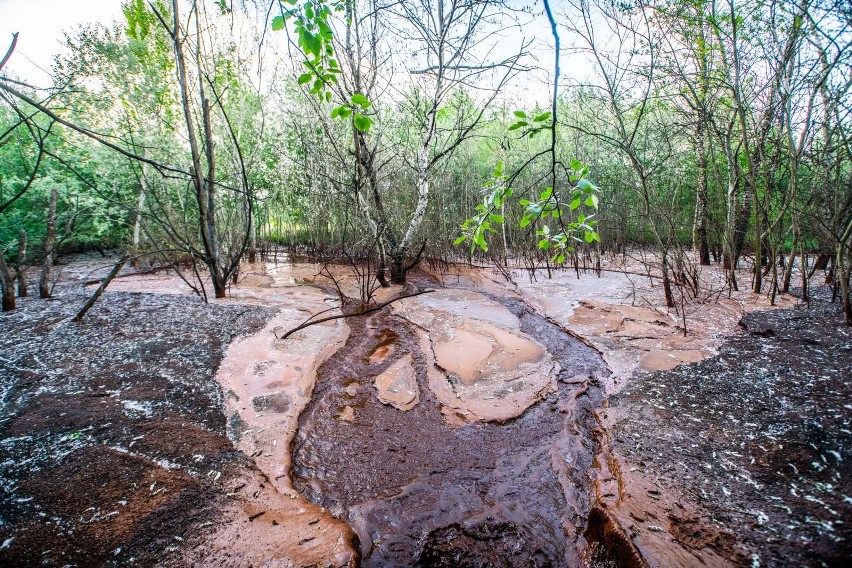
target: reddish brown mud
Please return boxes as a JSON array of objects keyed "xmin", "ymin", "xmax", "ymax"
[
  {"xmin": 291, "ymin": 275, "xmax": 620, "ymax": 567},
  {"xmin": 0, "ymin": 290, "xmax": 274, "ymax": 566}
]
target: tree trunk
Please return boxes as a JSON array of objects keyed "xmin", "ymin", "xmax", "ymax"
[
  {"xmin": 836, "ymin": 218, "xmax": 852, "ymax": 326},
  {"xmin": 693, "ymin": 120, "xmax": 711, "ymax": 266},
  {"xmin": 73, "ymin": 254, "xmax": 130, "ymax": 322},
  {"xmin": 131, "ymin": 173, "xmax": 146, "ymax": 260},
  {"xmin": 799, "ymin": 248, "xmax": 809, "ymax": 303},
  {"xmin": 0, "ymin": 253, "xmax": 16, "ymax": 311},
  {"xmin": 17, "ymin": 229, "xmax": 28, "ymax": 297},
  {"xmin": 39, "ymin": 187, "xmax": 58, "ymax": 299}
]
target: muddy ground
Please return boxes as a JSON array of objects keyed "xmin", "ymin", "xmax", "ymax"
[
  {"xmin": 1, "ymin": 256, "xmax": 850, "ymax": 567},
  {"xmin": 0, "ymin": 287, "xmax": 274, "ymax": 566},
  {"xmin": 604, "ymin": 288, "xmax": 851, "ymax": 567}
]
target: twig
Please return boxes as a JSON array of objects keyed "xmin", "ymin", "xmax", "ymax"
[{"xmin": 274, "ymin": 289, "xmax": 434, "ymax": 340}]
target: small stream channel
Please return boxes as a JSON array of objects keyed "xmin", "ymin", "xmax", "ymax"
[{"xmin": 290, "ymin": 279, "xmax": 625, "ymax": 566}]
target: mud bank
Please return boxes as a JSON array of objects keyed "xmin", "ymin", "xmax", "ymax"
[
  {"xmin": 604, "ymin": 289, "xmax": 852, "ymax": 567},
  {"xmin": 0, "ymin": 290, "xmax": 275, "ymax": 566}
]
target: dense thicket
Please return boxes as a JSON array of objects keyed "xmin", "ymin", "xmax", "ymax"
[{"xmin": 0, "ymin": 0, "xmax": 850, "ymax": 321}]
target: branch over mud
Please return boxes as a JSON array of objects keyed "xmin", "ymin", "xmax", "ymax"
[{"xmin": 274, "ymin": 289, "xmax": 434, "ymax": 340}]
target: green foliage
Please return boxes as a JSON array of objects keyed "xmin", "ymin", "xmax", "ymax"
[
  {"xmin": 270, "ymin": 1, "xmax": 374, "ymax": 130},
  {"xmin": 455, "ymin": 147, "xmax": 601, "ymax": 262},
  {"xmin": 508, "ymin": 108, "xmax": 552, "ymax": 139}
]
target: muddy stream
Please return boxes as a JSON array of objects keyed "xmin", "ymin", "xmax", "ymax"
[{"xmin": 287, "ymin": 272, "xmax": 623, "ymax": 567}]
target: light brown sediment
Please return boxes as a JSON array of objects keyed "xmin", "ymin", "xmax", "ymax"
[{"xmin": 189, "ymin": 279, "xmax": 359, "ymax": 567}]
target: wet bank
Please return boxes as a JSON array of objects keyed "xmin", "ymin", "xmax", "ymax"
[
  {"xmin": 604, "ymin": 288, "xmax": 852, "ymax": 566},
  {"xmin": 290, "ymin": 273, "xmax": 627, "ymax": 566}
]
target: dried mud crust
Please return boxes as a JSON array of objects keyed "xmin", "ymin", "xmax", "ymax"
[
  {"xmin": 0, "ymin": 291, "xmax": 273, "ymax": 567},
  {"xmin": 607, "ymin": 290, "xmax": 851, "ymax": 567}
]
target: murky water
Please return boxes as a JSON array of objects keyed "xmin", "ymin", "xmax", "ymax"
[{"xmin": 291, "ymin": 278, "xmax": 611, "ymax": 566}]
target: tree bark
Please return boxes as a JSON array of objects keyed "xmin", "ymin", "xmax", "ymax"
[
  {"xmin": 0, "ymin": 252, "xmax": 15, "ymax": 311},
  {"xmin": 73, "ymin": 254, "xmax": 129, "ymax": 322},
  {"xmin": 693, "ymin": 119, "xmax": 711, "ymax": 266},
  {"xmin": 17, "ymin": 229, "xmax": 28, "ymax": 297},
  {"xmin": 39, "ymin": 187, "xmax": 58, "ymax": 299}
]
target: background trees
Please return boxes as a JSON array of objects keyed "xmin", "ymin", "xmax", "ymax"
[{"xmin": 0, "ymin": 0, "xmax": 850, "ymax": 322}]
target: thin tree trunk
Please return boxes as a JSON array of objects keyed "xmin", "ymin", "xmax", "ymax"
[
  {"xmin": 0, "ymin": 253, "xmax": 15, "ymax": 311},
  {"xmin": 73, "ymin": 254, "xmax": 130, "ymax": 322},
  {"xmin": 694, "ymin": 120, "xmax": 711, "ymax": 265},
  {"xmin": 836, "ymin": 217, "xmax": 852, "ymax": 326},
  {"xmin": 17, "ymin": 229, "xmax": 28, "ymax": 297},
  {"xmin": 39, "ymin": 187, "xmax": 58, "ymax": 299},
  {"xmin": 131, "ymin": 173, "xmax": 146, "ymax": 259}
]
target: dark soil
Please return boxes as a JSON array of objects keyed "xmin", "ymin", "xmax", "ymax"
[
  {"xmin": 609, "ymin": 289, "xmax": 852, "ymax": 567},
  {"xmin": 0, "ymin": 290, "xmax": 272, "ymax": 567},
  {"xmin": 291, "ymin": 279, "xmax": 613, "ymax": 567}
]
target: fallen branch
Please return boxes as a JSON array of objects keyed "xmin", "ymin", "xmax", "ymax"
[
  {"xmin": 274, "ymin": 289, "xmax": 434, "ymax": 340},
  {"xmin": 73, "ymin": 254, "xmax": 130, "ymax": 322},
  {"xmin": 81, "ymin": 263, "xmax": 171, "ymax": 286}
]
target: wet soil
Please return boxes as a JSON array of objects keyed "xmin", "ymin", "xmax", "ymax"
[
  {"xmin": 291, "ymin": 274, "xmax": 613, "ymax": 566},
  {"xmin": 606, "ymin": 288, "xmax": 852, "ymax": 566},
  {"xmin": 0, "ymin": 290, "xmax": 272, "ymax": 566},
  {"xmin": 5, "ymin": 255, "xmax": 848, "ymax": 567}
]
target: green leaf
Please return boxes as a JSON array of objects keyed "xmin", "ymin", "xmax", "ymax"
[
  {"xmin": 569, "ymin": 159, "xmax": 582, "ymax": 170},
  {"xmin": 489, "ymin": 214, "xmax": 504, "ymax": 223},
  {"xmin": 538, "ymin": 238, "xmax": 551, "ymax": 250},
  {"xmin": 453, "ymin": 235, "xmax": 468, "ymax": 246},
  {"xmin": 584, "ymin": 231, "xmax": 595, "ymax": 243},
  {"xmin": 570, "ymin": 197, "xmax": 582, "ymax": 210},
  {"xmin": 354, "ymin": 113, "xmax": 372, "ymax": 132},
  {"xmin": 271, "ymin": 15, "xmax": 285, "ymax": 31},
  {"xmin": 297, "ymin": 72, "xmax": 313, "ymax": 85},
  {"xmin": 540, "ymin": 187, "xmax": 553, "ymax": 201},
  {"xmin": 533, "ymin": 111, "xmax": 551, "ymax": 122},
  {"xmin": 513, "ymin": 110, "xmax": 527, "ymax": 118},
  {"xmin": 520, "ymin": 216, "xmax": 532, "ymax": 228},
  {"xmin": 351, "ymin": 93, "xmax": 371, "ymax": 108},
  {"xmin": 585, "ymin": 194, "xmax": 599, "ymax": 208},
  {"xmin": 508, "ymin": 121, "xmax": 528, "ymax": 131},
  {"xmin": 474, "ymin": 232, "xmax": 487, "ymax": 250}
]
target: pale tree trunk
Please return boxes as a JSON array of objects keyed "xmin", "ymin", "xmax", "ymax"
[
  {"xmin": 693, "ymin": 118, "xmax": 710, "ymax": 265},
  {"xmin": 131, "ymin": 166, "xmax": 146, "ymax": 259},
  {"xmin": 17, "ymin": 229, "xmax": 28, "ymax": 297},
  {"xmin": 39, "ymin": 187, "xmax": 58, "ymax": 298},
  {"xmin": 392, "ymin": 87, "xmax": 439, "ymax": 284}
]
